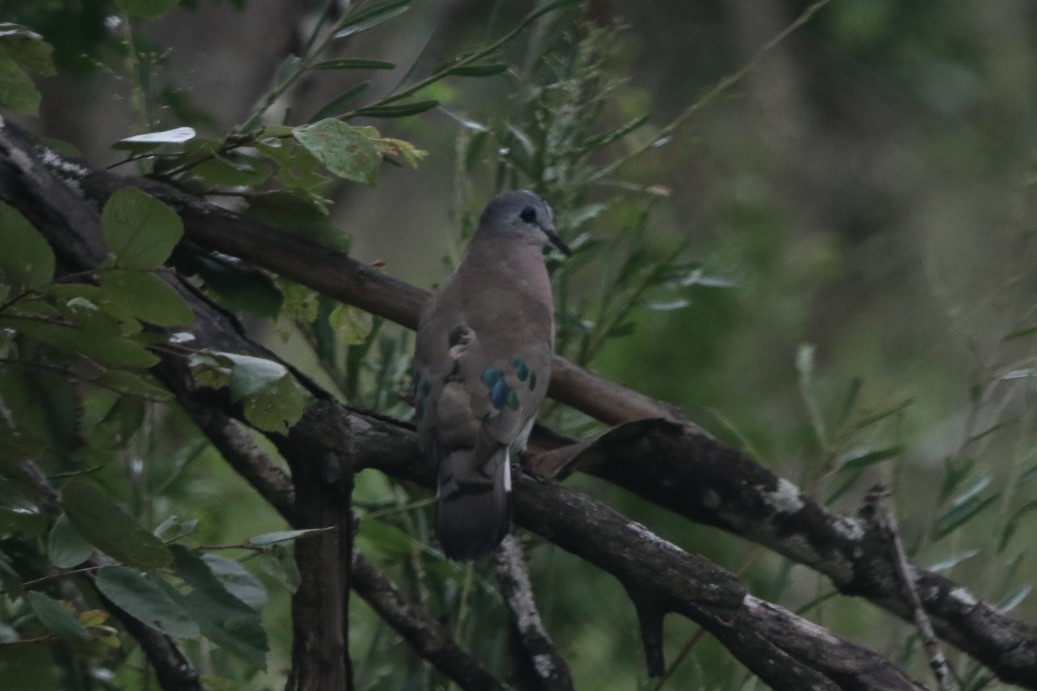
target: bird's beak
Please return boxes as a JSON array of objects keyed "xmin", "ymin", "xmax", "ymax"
[{"xmin": 543, "ymin": 227, "xmax": 572, "ymax": 256}]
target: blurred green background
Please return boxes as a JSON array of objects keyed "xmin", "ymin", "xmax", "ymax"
[{"xmin": 4, "ymin": 0, "xmax": 1037, "ymax": 688}]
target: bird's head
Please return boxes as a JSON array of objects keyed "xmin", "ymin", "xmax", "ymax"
[{"xmin": 479, "ymin": 190, "xmax": 572, "ymax": 256}]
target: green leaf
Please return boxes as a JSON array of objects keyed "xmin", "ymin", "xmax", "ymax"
[
  {"xmin": 310, "ymin": 81, "xmax": 372, "ymax": 120},
  {"xmin": 171, "ymin": 545, "xmax": 268, "ymax": 669},
  {"xmin": 246, "ymin": 528, "xmax": 329, "ymax": 549},
  {"xmin": 224, "ymin": 354, "xmax": 289, "ymax": 400},
  {"xmin": 95, "ymin": 565, "xmax": 201, "ymax": 639},
  {"xmin": 200, "ymin": 555, "xmax": 267, "ymax": 608},
  {"xmin": 333, "ymin": 0, "xmax": 411, "ymax": 39},
  {"xmin": 999, "ymin": 499, "xmax": 1037, "ymax": 552},
  {"xmin": 255, "ymin": 137, "xmax": 330, "ymax": 191},
  {"xmin": 371, "ymin": 137, "xmax": 427, "ymax": 169},
  {"xmin": 1000, "ymin": 584, "xmax": 1032, "ymax": 613},
  {"xmin": 329, "ymin": 304, "xmax": 373, "ymax": 345},
  {"xmin": 0, "ymin": 24, "xmax": 56, "ymax": 76},
  {"xmin": 0, "ymin": 202, "xmax": 54, "ymax": 293},
  {"xmin": 187, "ymin": 352, "xmax": 234, "ymax": 389},
  {"xmin": 932, "ymin": 492, "xmax": 999, "ymax": 541},
  {"xmin": 101, "ymin": 187, "xmax": 184, "ymax": 270},
  {"xmin": 191, "ymin": 153, "xmax": 273, "ymax": 187},
  {"xmin": 0, "ymin": 53, "xmax": 40, "ymax": 114},
  {"xmin": 244, "ymin": 191, "xmax": 349, "ymax": 252},
  {"xmin": 292, "ymin": 119, "xmax": 380, "ymax": 185},
  {"xmin": 115, "ymin": 0, "xmax": 180, "ymax": 20},
  {"xmin": 354, "ymin": 99, "xmax": 439, "ymax": 119},
  {"xmin": 25, "ymin": 592, "xmax": 90, "ymax": 643},
  {"xmin": 59, "ymin": 479, "xmax": 173, "ymax": 569},
  {"xmin": 87, "ymin": 395, "xmax": 146, "ymax": 451},
  {"xmin": 0, "ymin": 483, "xmax": 45, "ymax": 538},
  {"xmin": 445, "ymin": 63, "xmax": 508, "ymax": 77},
  {"xmin": 835, "ymin": 447, "xmax": 901, "ymax": 473},
  {"xmin": 0, "ymin": 316, "xmax": 159, "ymax": 369},
  {"xmin": 100, "ymin": 269, "xmax": 193, "ymax": 327},
  {"xmin": 242, "ymin": 371, "xmax": 305, "ymax": 434},
  {"xmin": 112, "ymin": 127, "xmax": 196, "ymax": 152},
  {"xmin": 312, "ymin": 58, "xmax": 395, "ymax": 70},
  {"xmin": 48, "ymin": 514, "xmax": 95, "ymax": 568},
  {"xmin": 183, "ymin": 254, "xmax": 283, "ymax": 318},
  {"xmin": 95, "ymin": 370, "xmax": 172, "ymax": 402}
]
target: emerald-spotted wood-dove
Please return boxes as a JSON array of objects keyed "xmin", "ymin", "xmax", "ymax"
[{"xmin": 413, "ymin": 190, "xmax": 570, "ymax": 560}]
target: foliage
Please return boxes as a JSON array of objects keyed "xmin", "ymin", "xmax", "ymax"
[{"xmin": 2, "ymin": 0, "xmax": 1037, "ymax": 689}]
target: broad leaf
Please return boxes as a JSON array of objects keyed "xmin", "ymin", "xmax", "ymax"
[
  {"xmin": 100, "ymin": 269, "xmax": 193, "ymax": 327},
  {"xmin": 59, "ymin": 479, "xmax": 173, "ymax": 569},
  {"xmin": 26, "ymin": 592, "xmax": 90, "ymax": 643},
  {"xmin": 0, "ymin": 202, "xmax": 55, "ymax": 293},
  {"xmin": 171, "ymin": 545, "xmax": 268, "ymax": 669},
  {"xmin": 0, "ymin": 53, "xmax": 39, "ymax": 114},
  {"xmin": 0, "ymin": 483, "xmax": 45, "ymax": 538},
  {"xmin": 0, "ymin": 316, "xmax": 159, "ymax": 369},
  {"xmin": 95, "ymin": 565, "xmax": 201, "ymax": 639},
  {"xmin": 292, "ymin": 119, "xmax": 380, "ymax": 185},
  {"xmin": 48, "ymin": 514, "xmax": 95, "ymax": 568},
  {"xmin": 101, "ymin": 188, "xmax": 184, "ymax": 270},
  {"xmin": 246, "ymin": 528, "xmax": 329, "ymax": 549},
  {"xmin": 201, "ymin": 555, "xmax": 267, "ymax": 608}
]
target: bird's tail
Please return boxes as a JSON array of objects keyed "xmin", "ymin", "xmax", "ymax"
[{"xmin": 436, "ymin": 446, "xmax": 512, "ymax": 560}]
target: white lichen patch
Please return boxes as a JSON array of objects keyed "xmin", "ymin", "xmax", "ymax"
[
  {"xmin": 702, "ymin": 489, "xmax": 721, "ymax": 509},
  {"xmin": 532, "ymin": 653, "xmax": 554, "ymax": 679},
  {"xmin": 761, "ymin": 477, "xmax": 804, "ymax": 514},
  {"xmin": 949, "ymin": 587, "xmax": 978, "ymax": 609},
  {"xmin": 41, "ymin": 147, "xmax": 90, "ymax": 179},
  {"xmin": 831, "ymin": 516, "xmax": 864, "ymax": 541}
]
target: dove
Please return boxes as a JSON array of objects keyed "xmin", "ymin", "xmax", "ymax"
[{"xmin": 413, "ymin": 190, "xmax": 570, "ymax": 560}]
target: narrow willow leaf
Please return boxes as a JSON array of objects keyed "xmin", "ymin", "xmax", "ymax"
[
  {"xmin": 95, "ymin": 565, "xmax": 201, "ymax": 639},
  {"xmin": 333, "ymin": 0, "xmax": 410, "ymax": 39},
  {"xmin": 1000, "ymin": 584, "xmax": 1032, "ymax": 613},
  {"xmin": 0, "ymin": 202, "xmax": 55, "ymax": 293},
  {"xmin": 928, "ymin": 549, "xmax": 979, "ymax": 572},
  {"xmin": 310, "ymin": 81, "xmax": 372, "ymax": 120},
  {"xmin": 246, "ymin": 528, "xmax": 330, "ymax": 549},
  {"xmin": 48, "ymin": 514, "xmax": 95, "ymax": 568},
  {"xmin": 354, "ymin": 99, "xmax": 439, "ymax": 119},
  {"xmin": 835, "ymin": 446, "xmax": 901, "ymax": 473},
  {"xmin": 115, "ymin": 0, "xmax": 179, "ymax": 19},
  {"xmin": 59, "ymin": 479, "xmax": 172, "ymax": 569},
  {"xmin": 998, "ymin": 499, "xmax": 1037, "ymax": 552},
  {"xmin": 526, "ymin": 0, "xmax": 582, "ymax": 21},
  {"xmin": 312, "ymin": 58, "xmax": 395, "ymax": 70},
  {"xmin": 292, "ymin": 119, "xmax": 380, "ymax": 185},
  {"xmin": 101, "ymin": 188, "xmax": 184, "ymax": 270},
  {"xmin": 26, "ymin": 592, "xmax": 90, "ymax": 643},
  {"xmin": 171, "ymin": 545, "xmax": 268, "ymax": 669},
  {"xmin": 445, "ymin": 63, "xmax": 508, "ymax": 77},
  {"xmin": 932, "ymin": 493, "xmax": 998, "ymax": 541},
  {"xmin": 113, "ymin": 127, "xmax": 196, "ymax": 151}
]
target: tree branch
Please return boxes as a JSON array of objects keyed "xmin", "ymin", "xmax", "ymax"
[{"xmin": 2, "ymin": 117, "xmax": 1032, "ymax": 688}]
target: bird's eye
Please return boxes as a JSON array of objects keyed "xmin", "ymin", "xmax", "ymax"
[{"xmin": 519, "ymin": 207, "xmax": 537, "ymax": 223}]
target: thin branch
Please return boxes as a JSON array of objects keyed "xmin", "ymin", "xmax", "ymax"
[
  {"xmin": 494, "ymin": 535, "xmax": 574, "ymax": 691},
  {"xmin": 863, "ymin": 486, "xmax": 955, "ymax": 691}
]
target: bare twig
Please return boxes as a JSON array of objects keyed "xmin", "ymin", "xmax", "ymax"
[
  {"xmin": 862, "ymin": 486, "xmax": 955, "ymax": 691},
  {"xmin": 494, "ymin": 535, "xmax": 574, "ymax": 690}
]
